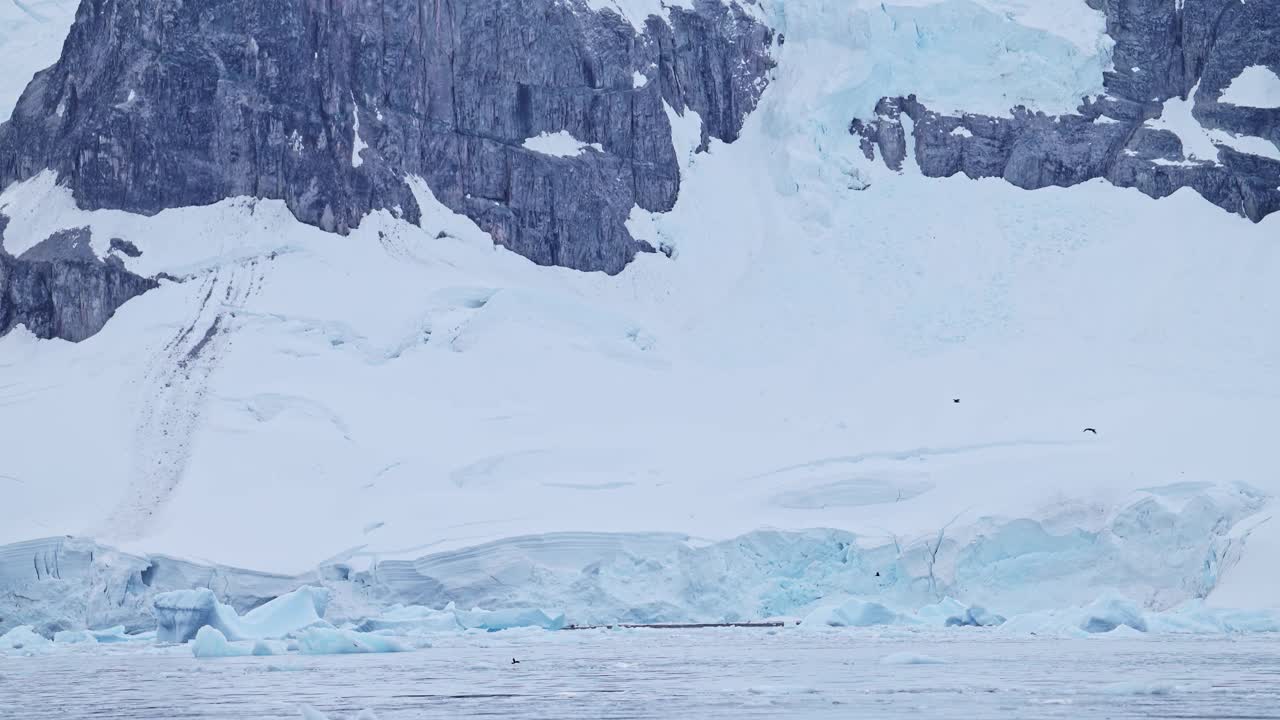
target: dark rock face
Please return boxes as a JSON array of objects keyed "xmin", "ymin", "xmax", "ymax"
[
  {"xmin": 0, "ymin": 0, "xmax": 775, "ymax": 275},
  {"xmin": 0, "ymin": 220, "xmax": 159, "ymax": 342},
  {"xmin": 852, "ymin": 0, "xmax": 1280, "ymax": 222}
]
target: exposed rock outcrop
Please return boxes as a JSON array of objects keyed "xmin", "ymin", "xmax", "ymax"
[
  {"xmin": 852, "ymin": 0, "xmax": 1280, "ymax": 222},
  {"xmin": 0, "ymin": 0, "xmax": 776, "ymax": 275},
  {"xmin": 0, "ymin": 220, "xmax": 159, "ymax": 342}
]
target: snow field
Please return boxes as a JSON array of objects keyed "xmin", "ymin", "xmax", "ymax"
[{"xmin": 1, "ymin": 0, "xmax": 1279, "ymax": 628}]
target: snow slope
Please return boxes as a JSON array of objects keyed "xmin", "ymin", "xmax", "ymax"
[
  {"xmin": 0, "ymin": 0, "xmax": 77, "ymax": 122},
  {"xmin": 2, "ymin": 0, "xmax": 1279, "ymax": 621}
]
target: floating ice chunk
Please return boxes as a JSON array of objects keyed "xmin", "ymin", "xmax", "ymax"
[
  {"xmin": 1080, "ymin": 593, "xmax": 1147, "ymax": 633},
  {"xmin": 455, "ymin": 607, "xmax": 567, "ymax": 632},
  {"xmin": 1000, "ymin": 593, "xmax": 1148, "ymax": 636},
  {"xmin": 945, "ymin": 605, "xmax": 1006, "ymax": 628},
  {"xmin": 997, "ymin": 609, "xmax": 1091, "ymax": 638},
  {"xmin": 235, "ymin": 586, "xmax": 331, "ymax": 638},
  {"xmin": 53, "ymin": 625, "xmax": 138, "ymax": 644},
  {"xmin": 53, "ymin": 629, "xmax": 98, "ymax": 644},
  {"xmin": 803, "ymin": 599, "xmax": 911, "ymax": 628},
  {"xmin": 154, "ymin": 589, "xmax": 236, "ymax": 643},
  {"xmin": 296, "ymin": 628, "xmax": 409, "ymax": 655},
  {"xmin": 1146, "ymin": 601, "xmax": 1280, "ymax": 634},
  {"xmin": 881, "ymin": 652, "xmax": 948, "ymax": 665},
  {"xmin": 1102, "ymin": 624, "xmax": 1147, "ymax": 638},
  {"xmin": 356, "ymin": 603, "xmax": 463, "ymax": 633},
  {"xmin": 155, "ymin": 586, "xmax": 331, "ymax": 642},
  {"xmin": 89, "ymin": 626, "xmax": 134, "ymax": 643},
  {"xmin": 0, "ymin": 625, "xmax": 51, "ymax": 652},
  {"xmin": 192, "ymin": 626, "xmax": 253, "ymax": 658},
  {"xmin": 915, "ymin": 597, "xmax": 969, "ymax": 625}
]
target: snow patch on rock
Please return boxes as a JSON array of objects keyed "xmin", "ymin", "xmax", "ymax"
[
  {"xmin": 1219, "ymin": 65, "xmax": 1280, "ymax": 109},
  {"xmin": 521, "ymin": 130, "xmax": 603, "ymax": 157}
]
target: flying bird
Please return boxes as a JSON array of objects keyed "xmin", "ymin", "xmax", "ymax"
[{"xmin": 1083, "ymin": 428, "xmax": 1098, "ymax": 434}]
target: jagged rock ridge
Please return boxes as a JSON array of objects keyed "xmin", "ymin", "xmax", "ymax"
[
  {"xmin": 852, "ymin": 0, "xmax": 1280, "ymax": 222},
  {"xmin": 0, "ymin": 0, "xmax": 776, "ymax": 275}
]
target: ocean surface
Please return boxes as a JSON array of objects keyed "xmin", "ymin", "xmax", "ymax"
[{"xmin": 3, "ymin": 628, "xmax": 1280, "ymax": 719}]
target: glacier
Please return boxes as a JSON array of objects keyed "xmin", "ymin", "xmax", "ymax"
[
  {"xmin": 1, "ymin": 0, "xmax": 1279, "ymax": 646},
  {"xmin": 0, "ymin": 482, "xmax": 1270, "ymax": 638}
]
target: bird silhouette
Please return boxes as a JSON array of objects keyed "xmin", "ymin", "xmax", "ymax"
[
  {"xmin": 1083, "ymin": 428, "xmax": 1098, "ymax": 434},
  {"xmin": 511, "ymin": 658, "xmax": 520, "ymax": 665}
]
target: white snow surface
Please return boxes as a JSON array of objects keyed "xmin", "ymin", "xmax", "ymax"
[
  {"xmin": 351, "ymin": 103, "xmax": 368, "ymax": 168},
  {"xmin": 1, "ymin": 0, "xmax": 1280, "ymax": 622},
  {"xmin": 521, "ymin": 130, "xmax": 603, "ymax": 157},
  {"xmin": 1219, "ymin": 65, "xmax": 1280, "ymax": 109},
  {"xmin": 0, "ymin": 0, "xmax": 78, "ymax": 122},
  {"xmin": 1145, "ymin": 87, "xmax": 1222, "ymax": 164},
  {"xmin": 1144, "ymin": 83, "xmax": 1280, "ymax": 164}
]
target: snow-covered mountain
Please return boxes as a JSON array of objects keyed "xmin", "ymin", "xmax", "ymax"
[{"xmin": 2, "ymin": 0, "xmax": 1279, "ymax": 634}]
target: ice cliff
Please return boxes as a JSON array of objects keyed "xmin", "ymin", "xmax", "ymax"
[{"xmin": 0, "ymin": 484, "xmax": 1266, "ymax": 636}]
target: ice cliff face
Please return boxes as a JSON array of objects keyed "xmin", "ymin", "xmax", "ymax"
[
  {"xmin": 0, "ymin": 0, "xmax": 775, "ymax": 276},
  {"xmin": 852, "ymin": 0, "xmax": 1280, "ymax": 222},
  {"xmin": 0, "ymin": 483, "xmax": 1265, "ymax": 635}
]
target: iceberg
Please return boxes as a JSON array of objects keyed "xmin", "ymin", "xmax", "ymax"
[
  {"xmin": 0, "ymin": 625, "xmax": 51, "ymax": 652},
  {"xmin": 192, "ymin": 626, "xmax": 253, "ymax": 658},
  {"xmin": 1146, "ymin": 602, "xmax": 1280, "ymax": 634},
  {"xmin": 355, "ymin": 604, "xmax": 463, "ymax": 633},
  {"xmin": 155, "ymin": 586, "xmax": 331, "ymax": 642},
  {"xmin": 996, "ymin": 593, "xmax": 1219, "ymax": 636},
  {"xmin": 89, "ymin": 626, "xmax": 134, "ymax": 643},
  {"xmin": 296, "ymin": 628, "xmax": 409, "ymax": 655},
  {"xmin": 997, "ymin": 609, "xmax": 1091, "ymax": 637},
  {"xmin": 1079, "ymin": 593, "xmax": 1148, "ymax": 634},
  {"xmin": 914, "ymin": 597, "xmax": 971, "ymax": 626},
  {"xmin": 944, "ymin": 606, "xmax": 1006, "ymax": 628},
  {"xmin": 154, "ymin": 589, "xmax": 239, "ymax": 643},
  {"xmin": 52, "ymin": 629, "xmax": 97, "ymax": 644},
  {"xmin": 51, "ymin": 625, "xmax": 136, "ymax": 644},
  {"xmin": 803, "ymin": 599, "xmax": 912, "ymax": 628},
  {"xmin": 455, "ymin": 607, "xmax": 567, "ymax": 632}
]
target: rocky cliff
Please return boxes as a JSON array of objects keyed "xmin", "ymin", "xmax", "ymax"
[
  {"xmin": 852, "ymin": 0, "xmax": 1280, "ymax": 222},
  {"xmin": 0, "ymin": 0, "xmax": 776, "ymax": 275},
  {"xmin": 0, "ymin": 218, "xmax": 158, "ymax": 342}
]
